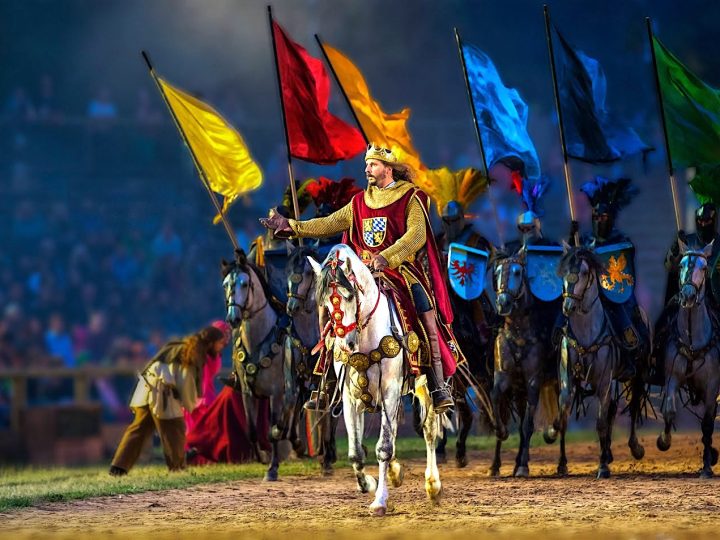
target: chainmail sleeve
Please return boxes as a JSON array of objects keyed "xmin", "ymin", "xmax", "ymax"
[
  {"xmin": 380, "ymin": 196, "xmax": 426, "ymax": 269},
  {"xmin": 288, "ymin": 202, "xmax": 352, "ymax": 238}
]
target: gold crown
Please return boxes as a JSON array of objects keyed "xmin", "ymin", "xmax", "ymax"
[{"xmin": 365, "ymin": 143, "xmax": 399, "ymax": 164}]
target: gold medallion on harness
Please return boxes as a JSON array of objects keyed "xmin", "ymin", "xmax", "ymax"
[
  {"xmin": 358, "ymin": 375, "xmax": 368, "ymax": 387},
  {"xmin": 380, "ymin": 335, "xmax": 400, "ymax": 357},
  {"xmin": 406, "ymin": 331, "xmax": 420, "ymax": 354},
  {"xmin": 245, "ymin": 363, "xmax": 257, "ymax": 375},
  {"xmin": 259, "ymin": 356, "xmax": 272, "ymax": 368},
  {"xmin": 370, "ymin": 350, "xmax": 382, "ymax": 363}
]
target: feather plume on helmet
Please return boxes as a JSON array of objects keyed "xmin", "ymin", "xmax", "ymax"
[
  {"xmin": 419, "ymin": 166, "xmax": 488, "ymax": 217},
  {"xmin": 510, "ymin": 171, "xmax": 549, "ymax": 229},
  {"xmin": 579, "ymin": 176, "xmax": 638, "ymax": 217},
  {"xmin": 304, "ymin": 177, "xmax": 362, "ymax": 216}
]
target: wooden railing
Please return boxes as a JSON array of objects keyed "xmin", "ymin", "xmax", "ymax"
[{"xmin": 0, "ymin": 366, "xmax": 138, "ymax": 432}]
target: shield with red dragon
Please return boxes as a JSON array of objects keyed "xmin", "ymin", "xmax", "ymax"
[{"xmin": 447, "ymin": 242, "xmax": 489, "ymax": 300}]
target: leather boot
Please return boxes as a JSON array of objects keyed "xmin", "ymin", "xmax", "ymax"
[
  {"xmin": 419, "ymin": 310, "xmax": 454, "ymax": 412},
  {"xmin": 303, "ymin": 367, "xmax": 337, "ymax": 411}
]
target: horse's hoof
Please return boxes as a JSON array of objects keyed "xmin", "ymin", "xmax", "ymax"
[
  {"xmin": 596, "ymin": 466, "xmax": 611, "ymax": 479},
  {"xmin": 369, "ymin": 504, "xmax": 386, "ymax": 517},
  {"xmin": 487, "ymin": 467, "xmax": 500, "ymax": 477},
  {"xmin": 292, "ymin": 440, "xmax": 305, "ymax": 458},
  {"xmin": 436, "ymin": 452, "xmax": 447, "ymax": 464},
  {"xmin": 357, "ymin": 475, "xmax": 377, "ymax": 495},
  {"xmin": 711, "ymin": 447, "xmax": 719, "ymax": 466},
  {"xmin": 514, "ymin": 466, "xmax": 529, "ymax": 478},
  {"xmin": 321, "ymin": 466, "xmax": 334, "ymax": 477},
  {"xmin": 607, "ymin": 451, "xmax": 614, "ymax": 465},
  {"xmin": 263, "ymin": 470, "xmax": 279, "ymax": 482},
  {"xmin": 388, "ymin": 460, "xmax": 404, "ymax": 488},
  {"xmin": 455, "ymin": 454, "xmax": 468, "ymax": 468},
  {"xmin": 557, "ymin": 464, "xmax": 568, "ymax": 477},
  {"xmin": 700, "ymin": 468, "xmax": 714, "ymax": 479},
  {"xmin": 543, "ymin": 427, "xmax": 558, "ymax": 445},
  {"xmin": 630, "ymin": 444, "xmax": 645, "ymax": 461},
  {"xmin": 657, "ymin": 434, "xmax": 671, "ymax": 452},
  {"xmin": 425, "ymin": 481, "xmax": 442, "ymax": 505}
]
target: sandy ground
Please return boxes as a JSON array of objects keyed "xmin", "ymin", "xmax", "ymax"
[{"xmin": 1, "ymin": 433, "xmax": 719, "ymax": 540}]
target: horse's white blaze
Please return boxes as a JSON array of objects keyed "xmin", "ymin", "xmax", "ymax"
[{"xmin": 318, "ymin": 245, "xmax": 439, "ymax": 514}]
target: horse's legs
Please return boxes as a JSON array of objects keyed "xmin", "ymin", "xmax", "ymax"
[
  {"xmin": 455, "ymin": 398, "xmax": 473, "ymax": 468},
  {"xmin": 491, "ymin": 370, "xmax": 511, "ymax": 442},
  {"xmin": 489, "ymin": 439, "xmax": 503, "ymax": 477},
  {"xmin": 627, "ymin": 375, "xmax": 646, "ymax": 460},
  {"xmin": 320, "ymin": 414, "xmax": 339, "ymax": 476},
  {"xmin": 436, "ymin": 426, "xmax": 448, "ymax": 464},
  {"xmin": 657, "ymin": 371, "xmax": 679, "ymax": 452},
  {"xmin": 369, "ymin": 377, "xmax": 401, "ymax": 516},
  {"xmin": 513, "ymin": 397, "xmax": 527, "ymax": 476},
  {"xmin": 596, "ymin": 385, "xmax": 613, "ymax": 479},
  {"xmin": 700, "ymin": 391, "xmax": 718, "ymax": 479},
  {"xmin": 516, "ymin": 380, "xmax": 539, "ymax": 478},
  {"xmin": 555, "ymin": 343, "xmax": 573, "ymax": 476},
  {"xmin": 287, "ymin": 386, "xmax": 305, "ymax": 458},
  {"xmin": 264, "ymin": 393, "xmax": 284, "ymax": 481},
  {"xmin": 421, "ymin": 392, "xmax": 442, "ymax": 505},
  {"xmin": 343, "ymin": 387, "xmax": 375, "ymax": 495}
]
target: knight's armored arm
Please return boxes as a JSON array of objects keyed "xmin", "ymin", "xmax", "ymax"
[
  {"xmin": 380, "ymin": 197, "xmax": 426, "ymax": 270},
  {"xmin": 288, "ymin": 202, "xmax": 352, "ymax": 238}
]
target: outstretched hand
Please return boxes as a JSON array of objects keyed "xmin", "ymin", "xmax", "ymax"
[{"xmin": 259, "ymin": 208, "xmax": 293, "ymax": 239}]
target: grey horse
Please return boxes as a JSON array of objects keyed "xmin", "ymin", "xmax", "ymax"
[
  {"xmin": 657, "ymin": 240, "xmax": 720, "ymax": 478},
  {"xmin": 555, "ymin": 245, "xmax": 646, "ymax": 479},
  {"xmin": 490, "ymin": 248, "xmax": 560, "ymax": 477}
]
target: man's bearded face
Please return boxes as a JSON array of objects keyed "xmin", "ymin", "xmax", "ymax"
[{"xmin": 365, "ymin": 159, "xmax": 390, "ymax": 186}]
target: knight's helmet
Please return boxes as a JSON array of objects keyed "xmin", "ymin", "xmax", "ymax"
[
  {"xmin": 512, "ymin": 171, "xmax": 548, "ymax": 247},
  {"xmin": 695, "ymin": 203, "xmax": 718, "ymax": 245},
  {"xmin": 441, "ymin": 200, "xmax": 466, "ymax": 242},
  {"xmin": 424, "ymin": 168, "xmax": 488, "ymax": 245},
  {"xmin": 579, "ymin": 176, "xmax": 638, "ymax": 242}
]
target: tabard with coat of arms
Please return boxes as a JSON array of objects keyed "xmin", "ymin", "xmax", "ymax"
[{"xmin": 363, "ymin": 217, "xmax": 387, "ymax": 248}]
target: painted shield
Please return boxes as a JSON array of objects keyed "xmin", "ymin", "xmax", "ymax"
[
  {"xmin": 448, "ymin": 242, "xmax": 489, "ymax": 300},
  {"xmin": 362, "ymin": 217, "xmax": 387, "ymax": 248},
  {"xmin": 526, "ymin": 245, "xmax": 564, "ymax": 302},
  {"xmin": 595, "ymin": 241, "xmax": 635, "ymax": 304},
  {"xmin": 263, "ymin": 248, "xmax": 289, "ymax": 303}
]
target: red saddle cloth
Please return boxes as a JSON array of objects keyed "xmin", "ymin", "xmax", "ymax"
[{"xmin": 186, "ymin": 387, "xmax": 271, "ymax": 465}]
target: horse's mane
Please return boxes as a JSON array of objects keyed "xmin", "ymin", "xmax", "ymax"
[
  {"xmin": 557, "ymin": 246, "xmax": 606, "ymax": 277},
  {"xmin": 314, "ymin": 245, "xmax": 368, "ymax": 304},
  {"xmin": 221, "ymin": 254, "xmax": 284, "ymax": 312},
  {"xmin": 288, "ymin": 245, "xmax": 319, "ymax": 270}
]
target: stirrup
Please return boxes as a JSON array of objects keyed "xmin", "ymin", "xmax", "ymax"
[
  {"xmin": 430, "ymin": 386, "xmax": 454, "ymax": 412},
  {"xmin": 303, "ymin": 390, "xmax": 330, "ymax": 412}
]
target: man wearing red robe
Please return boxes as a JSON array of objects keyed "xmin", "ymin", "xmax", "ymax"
[{"xmin": 260, "ymin": 144, "xmax": 463, "ymax": 411}]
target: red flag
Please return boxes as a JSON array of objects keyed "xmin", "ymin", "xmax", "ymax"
[{"xmin": 272, "ymin": 21, "xmax": 365, "ymax": 164}]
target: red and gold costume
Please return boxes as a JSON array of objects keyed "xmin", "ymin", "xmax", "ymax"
[{"xmin": 288, "ymin": 178, "xmax": 464, "ymax": 377}]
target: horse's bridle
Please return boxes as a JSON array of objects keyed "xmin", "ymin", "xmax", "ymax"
[
  {"xmin": 495, "ymin": 257, "xmax": 526, "ymax": 307},
  {"xmin": 679, "ymin": 253, "xmax": 707, "ymax": 302},
  {"xmin": 225, "ymin": 264, "xmax": 268, "ymax": 321},
  {"xmin": 324, "ymin": 257, "xmax": 380, "ymax": 338},
  {"xmin": 288, "ymin": 259, "xmax": 315, "ymax": 314},
  {"xmin": 562, "ymin": 260, "xmax": 598, "ymax": 313}
]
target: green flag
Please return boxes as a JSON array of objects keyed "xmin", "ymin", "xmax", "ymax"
[{"xmin": 653, "ymin": 36, "xmax": 720, "ymax": 168}]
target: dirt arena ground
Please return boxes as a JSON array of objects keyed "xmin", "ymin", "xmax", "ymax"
[{"xmin": 1, "ymin": 433, "xmax": 719, "ymax": 539}]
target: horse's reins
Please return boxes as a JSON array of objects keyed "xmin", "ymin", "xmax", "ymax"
[
  {"xmin": 563, "ymin": 263, "xmax": 599, "ymax": 314},
  {"xmin": 496, "ymin": 258, "xmax": 527, "ymax": 310},
  {"xmin": 226, "ymin": 265, "xmax": 269, "ymax": 320}
]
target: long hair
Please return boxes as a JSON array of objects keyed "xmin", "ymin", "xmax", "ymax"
[
  {"xmin": 390, "ymin": 163, "xmax": 414, "ymax": 183},
  {"xmin": 183, "ymin": 326, "xmax": 224, "ymax": 368}
]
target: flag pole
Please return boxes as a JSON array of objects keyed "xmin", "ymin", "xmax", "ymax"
[
  {"xmin": 140, "ymin": 50, "xmax": 239, "ymax": 251},
  {"xmin": 453, "ymin": 27, "xmax": 505, "ymax": 249},
  {"xmin": 267, "ymin": 6, "xmax": 303, "ymax": 244},
  {"xmin": 646, "ymin": 17, "xmax": 682, "ymax": 231},
  {"xmin": 543, "ymin": 5, "xmax": 579, "ymax": 246},
  {"xmin": 315, "ymin": 34, "xmax": 369, "ymax": 145}
]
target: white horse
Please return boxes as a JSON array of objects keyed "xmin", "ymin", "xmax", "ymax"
[{"xmin": 308, "ymin": 244, "xmax": 441, "ymax": 516}]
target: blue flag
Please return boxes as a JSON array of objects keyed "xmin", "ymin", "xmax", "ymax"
[
  {"xmin": 461, "ymin": 42, "xmax": 541, "ymax": 180},
  {"xmin": 553, "ymin": 27, "xmax": 652, "ymax": 163}
]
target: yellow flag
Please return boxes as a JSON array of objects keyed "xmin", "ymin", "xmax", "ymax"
[
  {"xmin": 323, "ymin": 45, "xmax": 486, "ymax": 214},
  {"xmin": 158, "ymin": 77, "xmax": 263, "ymax": 223}
]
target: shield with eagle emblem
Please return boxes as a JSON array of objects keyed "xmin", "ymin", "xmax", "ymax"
[
  {"xmin": 362, "ymin": 217, "xmax": 387, "ymax": 248},
  {"xmin": 595, "ymin": 241, "xmax": 635, "ymax": 303},
  {"xmin": 526, "ymin": 244, "xmax": 564, "ymax": 302},
  {"xmin": 448, "ymin": 242, "xmax": 489, "ymax": 300}
]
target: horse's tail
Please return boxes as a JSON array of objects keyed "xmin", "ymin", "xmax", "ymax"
[{"xmin": 536, "ymin": 380, "xmax": 559, "ymax": 432}]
